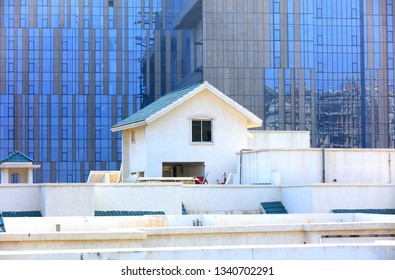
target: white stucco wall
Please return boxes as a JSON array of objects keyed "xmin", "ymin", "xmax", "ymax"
[
  {"xmin": 240, "ymin": 149, "xmax": 395, "ymax": 185},
  {"xmin": 310, "ymin": 184, "xmax": 395, "ymax": 213},
  {"xmin": 248, "ymin": 131, "xmax": 311, "ymax": 149},
  {"xmin": 122, "ymin": 126, "xmax": 147, "ymax": 178},
  {"xmin": 3, "ymin": 243, "xmax": 392, "ymax": 260},
  {"xmin": 94, "ymin": 183, "xmax": 183, "ymax": 215},
  {"xmin": 0, "ymin": 184, "xmax": 42, "ymax": 211},
  {"xmin": 143, "ymin": 89, "xmax": 252, "ymax": 183},
  {"xmin": 1, "ymin": 183, "xmax": 395, "ymax": 216},
  {"xmin": 41, "ymin": 184, "xmax": 95, "ymax": 217},
  {"xmin": 182, "ymin": 185, "xmax": 280, "ymax": 214},
  {"xmin": 2, "ymin": 214, "xmax": 395, "ymax": 260}
]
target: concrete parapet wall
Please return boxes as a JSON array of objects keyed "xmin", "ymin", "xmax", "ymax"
[
  {"xmin": 240, "ymin": 149, "xmax": 395, "ymax": 185},
  {"xmin": 0, "ymin": 184, "xmax": 42, "ymax": 212},
  {"xmin": 281, "ymin": 184, "xmax": 395, "ymax": 214},
  {"xmin": 94, "ymin": 183, "xmax": 183, "ymax": 215},
  {"xmin": 1, "ymin": 241, "xmax": 395, "ymax": 260},
  {"xmin": 182, "ymin": 185, "xmax": 280, "ymax": 214},
  {"xmin": 2, "ymin": 214, "xmax": 395, "ymax": 254},
  {"xmin": 0, "ymin": 183, "xmax": 395, "ymax": 216},
  {"xmin": 41, "ymin": 183, "xmax": 95, "ymax": 217}
]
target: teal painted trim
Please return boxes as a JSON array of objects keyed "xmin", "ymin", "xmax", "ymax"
[
  {"xmin": 0, "ymin": 211, "xmax": 5, "ymax": 232},
  {"xmin": 261, "ymin": 201, "xmax": 288, "ymax": 214},
  {"xmin": 94, "ymin": 211, "xmax": 165, "ymax": 216},
  {"xmin": 1, "ymin": 211, "xmax": 42, "ymax": 217},
  {"xmin": 332, "ymin": 209, "xmax": 395, "ymax": 215}
]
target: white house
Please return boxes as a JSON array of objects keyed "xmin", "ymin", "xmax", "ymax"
[{"xmin": 111, "ymin": 81, "xmax": 262, "ymax": 184}]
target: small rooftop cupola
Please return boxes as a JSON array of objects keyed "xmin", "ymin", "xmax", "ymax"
[{"xmin": 0, "ymin": 151, "xmax": 41, "ymax": 184}]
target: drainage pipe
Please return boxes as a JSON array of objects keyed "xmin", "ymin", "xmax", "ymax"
[{"xmin": 321, "ymin": 137, "xmax": 326, "ymax": 183}]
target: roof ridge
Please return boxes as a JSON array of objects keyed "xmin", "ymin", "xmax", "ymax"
[{"xmin": 1, "ymin": 151, "xmax": 34, "ymax": 163}]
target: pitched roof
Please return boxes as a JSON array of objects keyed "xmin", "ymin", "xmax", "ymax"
[
  {"xmin": 111, "ymin": 81, "xmax": 262, "ymax": 131},
  {"xmin": 112, "ymin": 83, "xmax": 203, "ymax": 131},
  {"xmin": 1, "ymin": 151, "xmax": 34, "ymax": 163}
]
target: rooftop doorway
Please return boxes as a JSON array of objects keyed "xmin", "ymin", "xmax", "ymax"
[{"xmin": 162, "ymin": 162, "xmax": 205, "ymax": 178}]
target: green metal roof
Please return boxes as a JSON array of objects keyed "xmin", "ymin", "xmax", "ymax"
[
  {"xmin": 1, "ymin": 151, "xmax": 34, "ymax": 163},
  {"xmin": 94, "ymin": 211, "xmax": 165, "ymax": 216},
  {"xmin": 112, "ymin": 83, "xmax": 203, "ymax": 129},
  {"xmin": 0, "ymin": 211, "xmax": 5, "ymax": 232},
  {"xmin": 261, "ymin": 201, "xmax": 288, "ymax": 214},
  {"xmin": 332, "ymin": 209, "xmax": 395, "ymax": 215},
  {"xmin": 1, "ymin": 211, "xmax": 42, "ymax": 217}
]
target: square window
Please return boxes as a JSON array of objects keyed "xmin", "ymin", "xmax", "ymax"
[
  {"xmin": 317, "ymin": 35, "xmax": 323, "ymax": 45},
  {"xmin": 274, "ymin": 29, "xmax": 280, "ymax": 41},
  {"xmin": 274, "ymin": 2, "xmax": 280, "ymax": 13},
  {"xmin": 352, "ymin": 35, "xmax": 357, "ymax": 46},
  {"xmin": 318, "ymin": 62, "xmax": 323, "ymax": 72},
  {"xmin": 389, "ymin": 58, "xmax": 394, "ymax": 69},
  {"xmin": 192, "ymin": 120, "xmax": 212, "ymax": 143},
  {"xmin": 351, "ymin": 8, "xmax": 357, "ymax": 18},
  {"xmin": 352, "ymin": 62, "xmax": 358, "ymax": 72},
  {"xmin": 317, "ymin": 8, "xmax": 322, "ymax": 18}
]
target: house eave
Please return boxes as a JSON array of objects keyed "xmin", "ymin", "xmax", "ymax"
[{"xmin": 111, "ymin": 121, "xmax": 147, "ymax": 132}]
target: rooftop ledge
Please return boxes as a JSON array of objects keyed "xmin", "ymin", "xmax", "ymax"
[{"xmin": 0, "ymin": 230, "xmax": 147, "ymax": 242}]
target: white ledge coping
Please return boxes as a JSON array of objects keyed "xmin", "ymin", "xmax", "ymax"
[{"xmin": 0, "ymin": 230, "xmax": 147, "ymax": 242}]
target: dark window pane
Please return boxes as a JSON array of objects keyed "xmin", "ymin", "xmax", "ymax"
[
  {"xmin": 192, "ymin": 120, "xmax": 201, "ymax": 142},
  {"xmin": 202, "ymin": 121, "xmax": 212, "ymax": 142}
]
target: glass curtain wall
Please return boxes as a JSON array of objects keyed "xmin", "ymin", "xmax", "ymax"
[{"xmin": 0, "ymin": 0, "xmax": 191, "ymax": 182}]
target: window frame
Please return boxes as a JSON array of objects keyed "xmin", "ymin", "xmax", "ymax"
[{"xmin": 189, "ymin": 115, "xmax": 214, "ymax": 144}]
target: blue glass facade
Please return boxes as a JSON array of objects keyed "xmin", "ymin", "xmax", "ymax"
[
  {"xmin": 1, "ymin": 0, "xmax": 394, "ymax": 182},
  {"xmin": 180, "ymin": 0, "xmax": 394, "ymax": 148},
  {"xmin": 0, "ymin": 0, "xmax": 192, "ymax": 182}
]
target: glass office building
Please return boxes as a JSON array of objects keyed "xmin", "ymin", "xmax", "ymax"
[
  {"xmin": 0, "ymin": 0, "xmax": 394, "ymax": 182},
  {"xmin": 0, "ymin": 0, "xmax": 192, "ymax": 182},
  {"xmin": 177, "ymin": 0, "xmax": 394, "ymax": 149}
]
